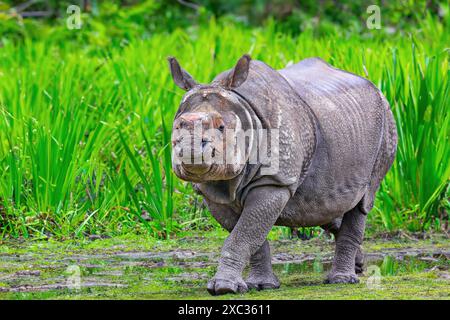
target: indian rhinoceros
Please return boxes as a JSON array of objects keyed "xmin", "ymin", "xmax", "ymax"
[{"xmin": 168, "ymin": 54, "xmax": 397, "ymax": 295}]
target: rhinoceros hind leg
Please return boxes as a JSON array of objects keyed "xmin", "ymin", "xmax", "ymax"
[
  {"xmin": 321, "ymin": 217, "xmax": 365, "ymax": 274},
  {"xmin": 325, "ymin": 206, "xmax": 366, "ymax": 284},
  {"xmin": 355, "ymin": 247, "xmax": 364, "ymax": 274}
]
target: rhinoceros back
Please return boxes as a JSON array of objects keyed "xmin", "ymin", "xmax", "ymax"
[{"xmin": 278, "ymin": 58, "xmax": 390, "ymax": 226}]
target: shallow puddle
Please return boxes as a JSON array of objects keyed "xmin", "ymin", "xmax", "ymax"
[
  {"xmin": 0, "ymin": 245, "xmax": 448, "ymax": 297},
  {"xmin": 0, "ymin": 242, "xmax": 450, "ymax": 299},
  {"xmin": 273, "ymin": 251, "xmax": 449, "ymax": 277}
]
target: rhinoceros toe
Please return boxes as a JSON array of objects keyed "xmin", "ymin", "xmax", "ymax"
[
  {"xmin": 246, "ymin": 272, "xmax": 280, "ymax": 291},
  {"xmin": 324, "ymin": 272, "xmax": 359, "ymax": 284},
  {"xmin": 207, "ymin": 275, "xmax": 248, "ymax": 295}
]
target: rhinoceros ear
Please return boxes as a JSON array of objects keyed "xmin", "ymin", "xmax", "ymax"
[
  {"xmin": 225, "ymin": 54, "xmax": 251, "ymax": 89},
  {"xmin": 167, "ymin": 56, "xmax": 198, "ymax": 91}
]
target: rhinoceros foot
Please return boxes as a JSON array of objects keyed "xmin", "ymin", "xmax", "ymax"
[
  {"xmin": 246, "ymin": 272, "xmax": 280, "ymax": 291},
  {"xmin": 207, "ymin": 274, "xmax": 248, "ymax": 295},
  {"xmin": 324, "ymin": 272, "xmax": 359, "ymax": 284}
]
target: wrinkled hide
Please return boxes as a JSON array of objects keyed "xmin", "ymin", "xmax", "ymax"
[{"xmin": 168, "ymin": 55, "xmax": 397, "ymax": 295}]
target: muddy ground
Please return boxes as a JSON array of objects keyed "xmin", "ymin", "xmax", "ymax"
[{"xmin": 0, "ymin": 231, "xmax": 448, "ymax": 299}]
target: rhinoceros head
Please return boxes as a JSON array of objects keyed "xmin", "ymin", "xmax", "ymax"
[{"xmin": 169, "ymin": 55, "xmax": 255, "ymax": 183}]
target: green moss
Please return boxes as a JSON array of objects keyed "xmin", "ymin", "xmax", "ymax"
[{"xmin": 0, "ymin": 233, "xmax": 448, "ymax": 300}]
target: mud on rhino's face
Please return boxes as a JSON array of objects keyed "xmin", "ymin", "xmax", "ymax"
[{"xmin": 168, "ymin": 55, "xmax": 253, "ymax": 183}]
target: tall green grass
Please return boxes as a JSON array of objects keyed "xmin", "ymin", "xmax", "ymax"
[
  {"xmin": 0, "ymin": 17, "xmax": 448, "ymax": 239},
  {"xmin": 375, "ymin": 47, "xmax": 450, "ymax": 231}
]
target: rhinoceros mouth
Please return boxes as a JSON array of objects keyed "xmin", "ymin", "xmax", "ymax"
[
  {"xmin": 181, "ymin": 163, "xmax": 212, "ymax": 176},
  {"xmin": 176, "ymin": 163, "xmax": 217, "ymax": 182}
]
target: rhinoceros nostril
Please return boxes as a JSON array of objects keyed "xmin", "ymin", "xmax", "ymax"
[{"xmin": 201, "ymin": 138, "xmax": 210, "ymax": 149}]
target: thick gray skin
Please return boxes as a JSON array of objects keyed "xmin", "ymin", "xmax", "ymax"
[{"xmin": 169, "ymin": 56, "xmax": 397, "ymax": 295}]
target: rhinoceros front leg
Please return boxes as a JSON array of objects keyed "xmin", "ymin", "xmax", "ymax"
[
  {"xmin": 207, "ymin": 186, "xmax": 290, "ymax": 295},
  {"xmin": 207, "ymin": 202, "xmax": 280, "ymax": 292},
  {"xmin": 246, "ymin": 240, "xmax": 280, "ymax": 290},
  {"xmin": 325, "ymin": 206, "xmax": 366, "ymax": 284}
]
